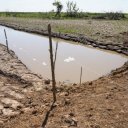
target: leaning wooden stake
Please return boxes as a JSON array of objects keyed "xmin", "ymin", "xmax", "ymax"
[
  {"xmin": 80, "ymin": 66, "xmax": 83, "ymax": 86},
  {"xmin": 48, "ymin": 24, "xmax": 56, "ymax": 103},
  {"xmin": 54, "ymin": 42, "xmax": 58, "ymax": 69},
  {"xmin": 4, "ymin": 29, "xmax": 9, "ymax": 53}
]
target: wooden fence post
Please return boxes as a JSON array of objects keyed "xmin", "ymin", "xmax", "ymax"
[
  {"xmin": 54, "ymin": 42, "xmax": 58, "ymax": 69},
  {"xmin": 80, "ymin": 66, "xmax": 83, "ymax": 86},
  {"xmin": 48, "ymin": 24, "xmax": 56, "ymax": 103},
  {"xmin": 4, "ymin": 29, "xmax": 9, "ymax": 53}
]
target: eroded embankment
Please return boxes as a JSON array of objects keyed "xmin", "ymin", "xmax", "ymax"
[
  {"xmin": 0, "ymin": 44, "xmax": 45, "ymax": 91},
  {"xmin": 0, "ymin": 22, "xmax": 128, "ymax": 56},
  {"xmin": 0, "ymin": 43, "xmax": 50, "ymax": 126},
  {"xmin": 0, "ymin": 43, "xmax": 127, "ymax": 128}
]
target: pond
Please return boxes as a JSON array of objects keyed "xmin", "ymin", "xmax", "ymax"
[{"xmin": 0, "ymin": 26, "xmax": 127, "ymax": 83}]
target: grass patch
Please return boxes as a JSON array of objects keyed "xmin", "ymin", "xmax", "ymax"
[
  {"xmin": 54, "ymin": 26, "xmax": 78, "ymax": 34},
  {"xmin": 0, "ymin": 12, "xmax": 127, "ymax": 20},
  {"xmin": 0, "ymin": 17, "xmax": 128, "ymax": 45}
]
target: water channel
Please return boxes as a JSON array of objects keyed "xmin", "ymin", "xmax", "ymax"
[{"xmin": 0, "ymin": 26, "xmax": 127, "ymax": 83}]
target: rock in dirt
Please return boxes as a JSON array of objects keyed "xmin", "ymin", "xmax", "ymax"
[
  {"xmin": 62, "ymin": 114, "xmax": 78, "ymax": 127},
  {"xmin": 44, "ymin": 79, "xmax": 50, "ymax": 85},
  {"xmin": 2, "ymin": 108, "xmax": 20, "ymax": 116},
  {"xmin": 1, "ymin": 98, "xmax": 23, "ymax": 109},
  {"xmin": 0, "ymin": 104, "xmax": 4, "ymax": 110}
]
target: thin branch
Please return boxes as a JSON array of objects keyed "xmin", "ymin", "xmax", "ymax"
[
  {"xmin": 4, "ymin": 29, "xmax": 9, "ymax": 53},
  {"xmin": 41, "ymin": 102, "xmax": 55, "ymax": 128},
  {"xmin": 54, "ymin": 42, "xmax": 58, "ymax": 69},
  {"xmin": 80, "ymin": 66, "xmax": 82, "ymax": 86}
]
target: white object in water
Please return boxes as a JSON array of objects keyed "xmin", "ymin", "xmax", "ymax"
[
  {"xmin": 33, "ymin": 58, "xmax": 36, "ymax": 61},
  {"xmin": 64, "ymin": 57, "xmax": 75, "ymax": 63},
  {"xmin": 42, "ymin": 62, "xmax": 47, "ymax": 66}
]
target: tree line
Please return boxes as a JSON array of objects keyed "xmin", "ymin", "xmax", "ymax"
[
  {"xmin": 52, "ymin": 0, "xmax": 126, "ymax": 20},
  {"xmin": 0, "ymin": 0, "xmax": 126, "ymax": 20}
]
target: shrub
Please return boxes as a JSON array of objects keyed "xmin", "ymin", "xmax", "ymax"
[{"xmin": 105, "ymin": 12, "xmax": 125, "ymax": 20}]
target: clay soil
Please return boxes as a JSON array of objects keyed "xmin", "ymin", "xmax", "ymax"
[{"xmin": 0, "ymin": 41, "xmax": 128, "ymax": 128}]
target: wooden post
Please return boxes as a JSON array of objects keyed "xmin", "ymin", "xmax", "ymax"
[
  {"xmin": 48, "ymin": 24, "xmax": 56, "ymax": 103},
  {"xmin": 80, "ymin": 66, "xmax": 82, "ymax": 86},
  {"xmin": 4, "ymin": 29, "xmax": 9, "ymax": 53},
  {"xmin": 54, "ymin": 42, "xmax": 58, "ymax": 69}
]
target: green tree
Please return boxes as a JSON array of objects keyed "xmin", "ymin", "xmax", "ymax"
[{"xmin": 53, "ymin": 0, "xmax": 63, "ymax": 17}]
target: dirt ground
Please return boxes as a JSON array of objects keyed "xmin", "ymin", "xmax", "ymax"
[
  {"xmin": 0, "ymin": 17, "xmax": 128, "ymax": 128},
  {"xmin": 0, "ymin": 42, "xmax": 128, "ymax": 128}
]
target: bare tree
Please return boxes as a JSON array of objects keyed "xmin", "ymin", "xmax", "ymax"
[{"xmin": 66, "ymin": 1, "xmax": 79, "ymax": 17}]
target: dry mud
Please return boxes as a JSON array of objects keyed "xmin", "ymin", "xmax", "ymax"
[
  {"xmin": 0, "ymin": 42, "xmax": 128, "ymax": 128},
  {"xmin": 0, "ymin": 44, "xmax": 46, "ymax": 126},
  {"xmin": 0, "ymin": 18, "xmax": 128, "ymax": 127}
]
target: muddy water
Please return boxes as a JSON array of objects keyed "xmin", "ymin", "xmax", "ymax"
[{"xmin": 0, "ymin": 26, "xmax": 127, "ymax": 83}]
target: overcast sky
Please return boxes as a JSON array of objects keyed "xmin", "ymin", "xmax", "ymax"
[{"xmin": 0, "ymin": 0, "xmax": 127, "ymax": 12}]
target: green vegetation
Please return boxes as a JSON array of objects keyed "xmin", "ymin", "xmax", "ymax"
[
  {"xmin": 0, "ymin": 11, "xmax": 127, "ymax": 20},
  {"xmin": 0, "ymin": 12, "xmax": 55, "ymax": 19},
  {"xmin": 0, "ymin": 0, "xmax": 127, "ymax": 20},
  {"xmin": 54, "ymin": 26, "xmax": 78, "ymax": 34},
  {"xmin": 91, "ymin": 12, "xmax": 126, "ymax": 20}
]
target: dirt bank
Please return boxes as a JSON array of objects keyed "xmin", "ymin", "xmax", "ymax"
[
  {"xmin": 0, "ymin": 44, "xmax": 46, "ymax": 91},
  {"xmin": 0, "ymin": 18, "xmax": 128, "ymax": 56},
  {"xmin": 0, "ymin": 44, "xmax": 47, "ymax": 126},
  {"xmin": 0, "ymin": 43, "xmax": 128, "ymax": 127}
]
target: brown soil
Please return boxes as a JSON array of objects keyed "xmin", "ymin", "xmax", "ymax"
[{"xmin": 0, "ymin": 42, "xmax": 128, "ymax": 128}]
